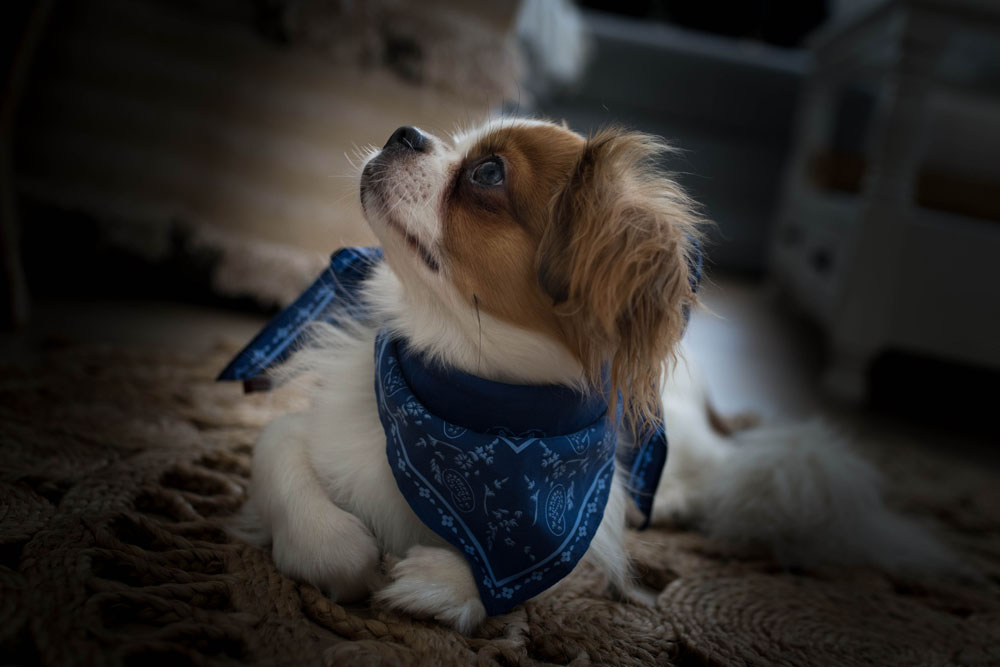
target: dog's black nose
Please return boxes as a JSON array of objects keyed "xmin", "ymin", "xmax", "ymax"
[{"xmin": 384, "ymin": 126, "xmax": 426, "ymax": 152}]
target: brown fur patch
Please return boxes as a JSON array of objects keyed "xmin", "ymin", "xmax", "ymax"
[
  {"xmin": 443, "ymin": 124, "xmax": 585, "ymax": 339},
  {"xmin": 443, "ymin": 123, "xmax": 702, "ymax": 430},
  {"xmin": 538, "ymin": 129, "xmax": 702, "ymax": 430}
]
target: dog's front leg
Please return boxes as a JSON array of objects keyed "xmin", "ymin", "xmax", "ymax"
[
  {"xmin": 374, "ymin": 545, "xmax": 486, "ymax": 634},
  {"xmin": 246, "ymin": 414, "xmax": 382, "ymax": 602}
]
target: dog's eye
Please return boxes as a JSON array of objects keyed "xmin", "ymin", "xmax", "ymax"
[{"xmin": 470, "ymin": 158, "xmax": 505, "ymax": 186}]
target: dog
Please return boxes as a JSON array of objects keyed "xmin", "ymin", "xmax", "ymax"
[{"xmin": 230, "ymin": 118, "xmax": 957, "ymax": 634}]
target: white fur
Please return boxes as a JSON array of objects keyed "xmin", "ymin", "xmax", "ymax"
[{"xmin": 653, "ymin": 344, "xmax": 960, "ymax": 573}]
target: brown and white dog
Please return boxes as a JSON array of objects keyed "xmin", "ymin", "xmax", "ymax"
[{"xmin": 233, "ymin": 119, "xmax": 956, "ymax": 633}]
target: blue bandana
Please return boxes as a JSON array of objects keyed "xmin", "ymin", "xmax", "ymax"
[
  {"xmin": 376, "ymin": 333, "xmax": 616, "ymax": 614},
  {"xmin": 219, "ymin": 244, "xmax": 701, "ymax": 613}
]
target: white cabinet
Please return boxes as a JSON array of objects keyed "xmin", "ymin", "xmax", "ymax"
[{"xmin": 771, "ymin": 0, "xmax": 1000, "ymax": 400}]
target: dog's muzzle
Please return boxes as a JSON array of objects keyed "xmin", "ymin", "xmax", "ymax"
[{"xmin": 361, "ymin": 126, "xmax": 429, "ymax": 203}]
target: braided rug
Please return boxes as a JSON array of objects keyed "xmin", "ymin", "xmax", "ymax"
[{"xmin": 1, "ymin": 342, "xmax": 999, "ymax": 666}]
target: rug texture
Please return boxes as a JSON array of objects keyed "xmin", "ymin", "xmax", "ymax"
[{"xmin": 1, "ymin": 342, "xmax": 999, "ymax": 666}]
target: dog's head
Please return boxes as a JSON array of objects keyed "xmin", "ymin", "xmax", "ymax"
[{"xmin": 360, "ymin": 119, "xmax": 701, "ymax": 425}]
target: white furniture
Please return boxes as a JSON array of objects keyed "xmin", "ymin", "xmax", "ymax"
[{"xmin": 771, "ymin": 0, "xmax": 1000, "ymax": 401}]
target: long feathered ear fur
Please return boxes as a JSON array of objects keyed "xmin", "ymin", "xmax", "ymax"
[{"xmin": 537, "ymin": 128, "xmax": 703, "ymax": 429}]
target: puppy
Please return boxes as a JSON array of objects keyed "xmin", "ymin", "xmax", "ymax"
[
  {"xmin": 231, "ymin": 118, "xmax": 958, "ymax": 635},
  {"xmin": 231, "ymin": 118, "xmax": 701, "ymax": 632}
]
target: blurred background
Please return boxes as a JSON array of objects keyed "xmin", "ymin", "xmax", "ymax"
[{"xmin": 2, "ymin": 0, "xmax": 999, "ymax": 447}]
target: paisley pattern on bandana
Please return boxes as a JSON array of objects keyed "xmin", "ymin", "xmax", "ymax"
[{"xmin": 374, "ymin": 334, "xmax": 617, "ymax": 615}]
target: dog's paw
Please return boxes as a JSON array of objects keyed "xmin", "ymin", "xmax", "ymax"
[
  {"xmin": 374, "ymin": 545, "xmax": 486, "ymax": 634},
  {"xmin": 272, "ymin": 509, "xmax": 381, "ymax": 603},
  {"xmin": 650, "ymin": 481, "xmax": 702, "ymax": 527}
]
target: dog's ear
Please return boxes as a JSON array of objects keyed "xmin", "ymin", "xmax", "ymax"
[{"xmin": 537, "ymin": 129, "xmax": 702, "ymax": 426}]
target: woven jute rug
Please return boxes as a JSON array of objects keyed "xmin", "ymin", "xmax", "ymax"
[{"xmin": 2, "ymin": 342, "xmax": 999, "ymax": 666}]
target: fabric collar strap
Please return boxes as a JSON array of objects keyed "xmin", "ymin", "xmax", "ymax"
[
  {"xmin": 396, "ymin": 339, "xmax": 608, "ymax": 437},
  {"xmin": 217, "ymin": 246, "xmax": 384, "ymax": 389}
]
